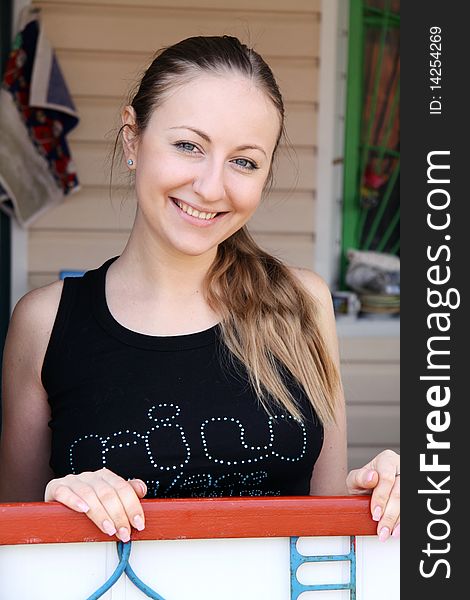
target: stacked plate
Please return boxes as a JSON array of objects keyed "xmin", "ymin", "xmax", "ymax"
[{"xmin": 359, "ymin": 293, "xmax": 400, "ymax": 315}]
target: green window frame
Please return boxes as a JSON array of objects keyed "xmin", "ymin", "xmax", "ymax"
[{"xmin": 341, "ymin": 0, "xmax": 400, "ymax": 285}]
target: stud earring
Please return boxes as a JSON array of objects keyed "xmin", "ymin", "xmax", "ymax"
[{"xmin": 127, "ymin": 158, "xmax": 134, "ymax": 166}]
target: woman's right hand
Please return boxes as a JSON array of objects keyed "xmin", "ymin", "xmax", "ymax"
[{"xmin": 44, "ymin": 468, "xmax": 147, "ymax": 542}]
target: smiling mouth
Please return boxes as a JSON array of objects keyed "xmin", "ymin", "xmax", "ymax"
[{"xmin": 171, "ymin": 197, "xmax": 227, "ymax": 221}]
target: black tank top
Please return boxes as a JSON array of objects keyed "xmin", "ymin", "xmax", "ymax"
[{"xmin": 42, "ymin": 257, "xmax": 324, "ymax": 498}]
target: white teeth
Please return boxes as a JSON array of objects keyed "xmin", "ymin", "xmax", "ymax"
[{"xmin": 176, "ymin": 199, "xmax": 217, "ymax": 220}]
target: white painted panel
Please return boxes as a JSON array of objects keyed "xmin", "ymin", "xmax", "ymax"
[
  {"xmin": 0, "ymin": 541, "xmax": 112, "ymax": 600},
  {"xmin": 0, "ymin": 534, "xmax": 399, "ymax": 599},
  {"xmin": 0, "ymin": 538, "xmax": 289, "ymax": 600},
  {"xmin": 357, "ymin": 536, "xmax": 400, "ymax": 600}
]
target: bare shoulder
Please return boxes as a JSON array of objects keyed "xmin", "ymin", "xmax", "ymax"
[
  {"xmin": 287, "ymin": 266, "xmax": 333, "ymax": 307},
  {"xmin": 9, "ymin": 280, "xmax": 64, "ymax": 333},
  {"xmin": 5, "ymin": 280, "xmax": 64, "ymax": 375}
]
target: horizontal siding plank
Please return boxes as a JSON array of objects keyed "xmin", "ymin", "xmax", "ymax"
[
  {"xmin": 341, "ymin": 363, "xmax": 400, "ymax": 405},
  {"xmin": 69, "ymin": 142, "xmax": 316, "ymax": 191},
  {"xmin": 243, "ymin": 232, "xmax": 315, "ymax": 269},
  {"xmin": 347, "ymin": 405, "xmax": 400, "ymax": 447},
  {"xmin": 31, "ymin": 189, "xmax": 315, "ymax": 234},
  {"xmin": 38, "ymin": 4, "xmax": 319, "ymax": 58},
  {"xmin": 36, "ymin": 0, "xmax": 321, "ymax": 14},
  {"xmin": 29, "ymin": 231, "xmax": 130, "ymax": 273},
  {"xmin": 348, "ymin": 446, "xmax": 400, "ymax": 471},
  {"xmin": 28, "ymin": 231, "xmax": 314, "ymax": 274},
  {"xmin": 284, "ymin": 104, "xmax": 318, "ymax": 147},
  {"xmin": 69, "ymin": 99, "xmax": 317, "ymax": 148},
  {"xmin": 30, "ymin": 188, "xmax": 136, "ymax": 231},
  {"xmin": 338, "ymin": 336, "xmax": 400, "ymax": 363},
  {"xmin": 68, "ymin": 97, "xmax": 121, "ymax": 144},
  {"xmin": 29, "ymin": 273, "xmax": 60, "ymax": 290},
  {"xmin": 249, "ymin": 192, "xmax": 316, "ymax": 234},
  {"xmin": 56, "ymin": 51, "xmax": 318, "ymax": 104}
]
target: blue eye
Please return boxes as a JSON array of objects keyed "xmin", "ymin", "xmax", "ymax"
[
  {"xmin": 175, "ymin": 141, "xmax": 198, "ymax": 153},
  {"xmin": 232, "ymin": 158, "xmax": 258, "ymax": 171}
]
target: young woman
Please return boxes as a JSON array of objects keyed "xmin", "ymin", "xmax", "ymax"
[{"xmin": 0, "ymin": 36, "xmax": 400, "ymax": 546}]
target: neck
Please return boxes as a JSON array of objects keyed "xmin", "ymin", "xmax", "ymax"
[{"xmin": 115, "ymin": 225, "xmax": 218, "ymax": 301}]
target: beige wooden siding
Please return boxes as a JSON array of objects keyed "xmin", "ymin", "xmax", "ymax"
[
  {"xmin": 339, "ymin": 336, "xmax": 400, "ymax": 470},
  {"xmin": 29, "ymin": 0, "xmax": 321, "ymax": 286}
]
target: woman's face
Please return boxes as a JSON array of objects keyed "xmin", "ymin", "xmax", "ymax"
[{"xmin": 124, "ymin": 74, "xmax": 280, "ymax": 258}]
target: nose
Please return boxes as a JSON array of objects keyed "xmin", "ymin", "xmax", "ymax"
[{"xmin": 192, "ymin": 159, "xmax": 226, "ymax": 204}]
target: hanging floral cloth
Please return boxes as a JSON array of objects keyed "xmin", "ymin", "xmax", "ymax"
[{"xmin": 0, "ymin": 6, "xmax": 80, "ymax": 227}]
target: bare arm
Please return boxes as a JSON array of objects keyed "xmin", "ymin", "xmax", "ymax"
[
  {"xmin": 0, "ymin": 281, "xmax": 147, "ymax": 542},
  {"xmin": 0, "ymin": 282, "xmax": 64, "ymax": 501}
]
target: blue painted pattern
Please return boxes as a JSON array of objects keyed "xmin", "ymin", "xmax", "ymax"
[
  {"xmin": 290, "ymin": 536, "xmax": 356, "ymax": 599},
  {"xmin": 86, "ymin": 536, "xmax": 357, "ymax": 599},
  {"xmin": 86, "ymin": 541, "xmax": 167, "ymax": 600}
]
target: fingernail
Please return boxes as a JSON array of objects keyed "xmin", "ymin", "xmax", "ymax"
[
  {"xmin": 379, "ymin": 527, "xmax": 390, "ymax": 542},
  {"xmin": 366, "ymin": 470, "xmax": 375, "ymax": 483},
  {"xmin": 102, "ymin": 520, "xmax": 117, "ymax": 536},
  {"xmin": 77, "ymin": 501, "xmax": 90, "ymax": 513},
  {"xmin": 372, "ymin": 506, "xmax": 382, "ymax": 521},
  {"xmin": 133, "ymin": 514, "xmax": 145, "ymax": 531},
  {"xmin": 130, "ymin": 479, "xmax": 147, "ymax": 496},
  {"xmin": 118, "ymin": 527, "xmax": 130, "ymax": 543},
  {"xmin": 392, "ymin": 524, "xmax": 400, "ymax": 539}
]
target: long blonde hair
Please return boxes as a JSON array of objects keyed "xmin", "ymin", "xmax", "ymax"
[
  {"xmin": 204, "ymin": 227, "xmax": 340, "ymax": 425},
  {"xmin": 120, "ymin": 35, "xmax": 341, "ymax": 425}
]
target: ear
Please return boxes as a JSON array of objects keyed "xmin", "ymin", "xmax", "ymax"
[{"xmin": 121, "ymin": 105, "xmax": 139, "ymax": 163}]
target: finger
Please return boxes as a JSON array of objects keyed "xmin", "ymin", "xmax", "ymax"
[
  {"xmin": 128, "ymin": 478, "xmax": 147, "ymax": 499},
  {"xmin": 46, "ymin": 481, "xmax": 91, "ymax": 514},
  {"xmin": 375, "ymin": 475, "xmax": 400, "ymax": 542},
  {"xmin": 100, "ymin": 469, "xmax": 146, "ymax": 535},
  {"xmin": 369, "ymin": 464, "xmax": 395, "ymax": 511},
  {"xmin": 346, "ymin": 468, "xmax": 378, "ymax": 495},
  {"xmin": 53, "ymin": 478, "xmax": 119, "ymax": 539},
  {"xmin": 391, "ymin": 521, "xmax": 401, "ymax": 539}
]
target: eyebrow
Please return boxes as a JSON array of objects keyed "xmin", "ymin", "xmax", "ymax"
[{"xmin": 168, "ymin": 125, "xmax": 268, "ymax": 159}]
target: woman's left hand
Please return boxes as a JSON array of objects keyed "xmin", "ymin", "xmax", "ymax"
[{"xmin": 346, "ymin": 449, "xmax": 400, "ymax": 542}]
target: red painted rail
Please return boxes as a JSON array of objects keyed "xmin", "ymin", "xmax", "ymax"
[{"xmin": 0, "ymin": 496, "xmax": 376, "ymax": 546}]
